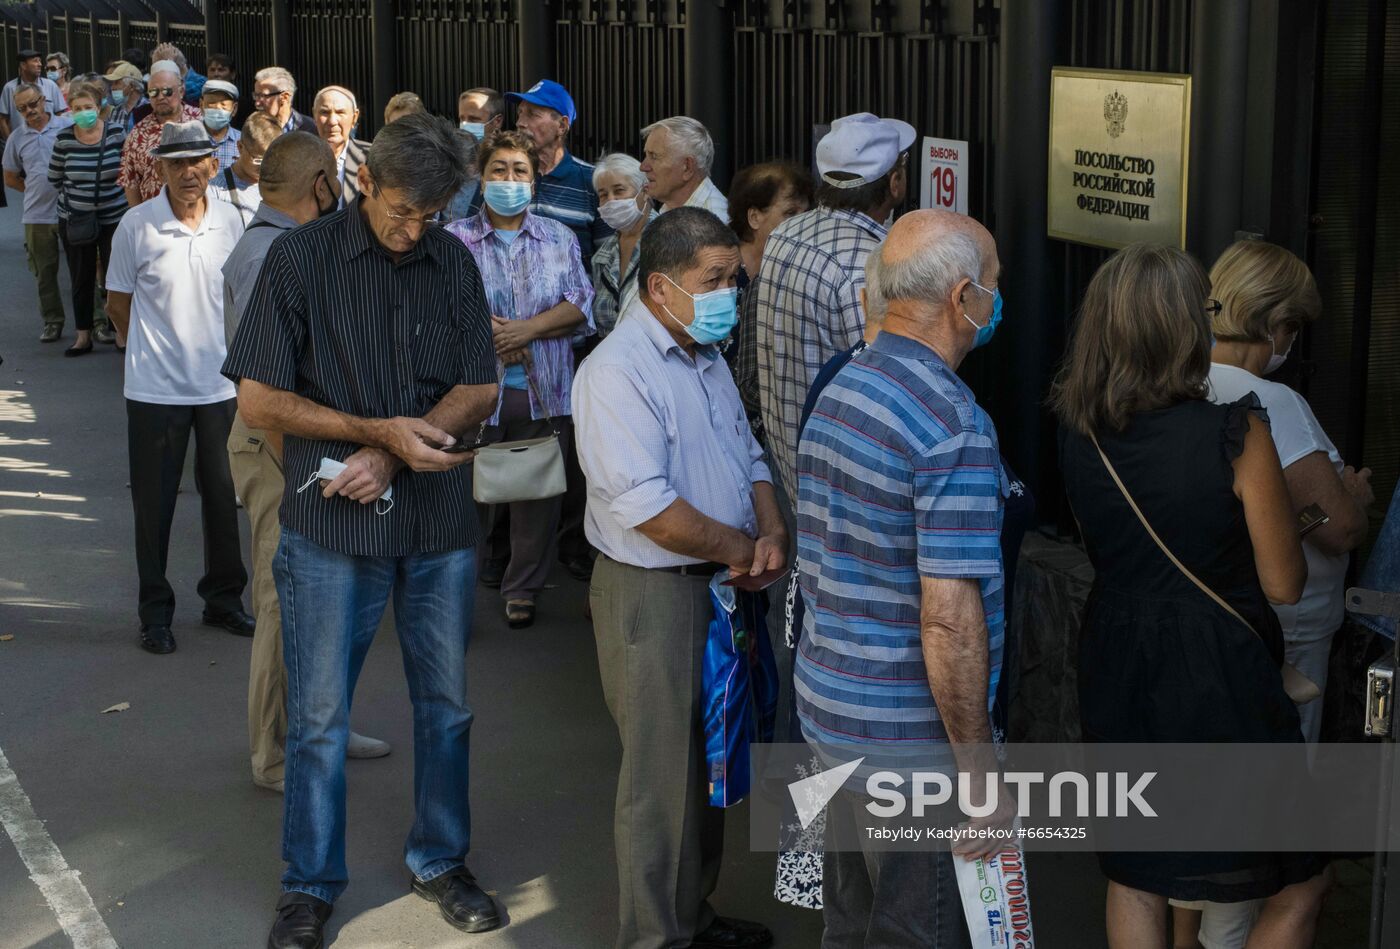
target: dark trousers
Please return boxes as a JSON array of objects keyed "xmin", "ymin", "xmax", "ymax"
[
  {"xmin": 58, "ymin": 219, "xmax": 116, "ymax": 333},
  {"xmin": 127, "ymin": 398, "xmax": 247, "ymax": 626},
  {"xmin": 821, "ymin": 789, "xmax": 972, "ymax": 949}
]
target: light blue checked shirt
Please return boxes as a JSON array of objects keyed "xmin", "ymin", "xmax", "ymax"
[
  {"xmin": 447, "ymin": 209, "xmax": 595, "ymax": 424},
  {"xmin": 755, "ymin": 206, "xmax": 887, "ymax": 496},
  {"xmin": 573, "ymin": 298, "xmax": 773, "ymax": 568},
  {"xmin": 209, "ymin": 125, "xmax": 240, "ymax": 174}
]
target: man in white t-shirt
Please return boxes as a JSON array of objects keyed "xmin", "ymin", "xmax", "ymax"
[{"xmin": 106, "ymin": 121, "xmax": 252, "ymax": 655}]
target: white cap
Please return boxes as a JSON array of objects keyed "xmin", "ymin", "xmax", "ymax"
[
  {"xmin": 201, "ymin": 79, "xmax": 239, "ymax": 100},
  {"xmin": 816, "ymin": 113, "xmax": 917, "ymax": 189},
  {"xmin": 149, "ymin": 59, "xmax": 181, "ymax": 80}
]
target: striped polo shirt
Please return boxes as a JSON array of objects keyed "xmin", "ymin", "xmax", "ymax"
[{"xmin": 793, "ymin": 331, "xmax": 1005, "ymax": 746}]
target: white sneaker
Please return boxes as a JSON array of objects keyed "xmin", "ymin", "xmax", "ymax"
[{"xmin": 347, "ymin": 731, "xmax": 391, "ymax": 759}]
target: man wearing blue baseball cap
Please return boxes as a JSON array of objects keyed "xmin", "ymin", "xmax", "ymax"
[{"xmin": 502, "ymin": 79, "xmax": 611, "ymax": 261}]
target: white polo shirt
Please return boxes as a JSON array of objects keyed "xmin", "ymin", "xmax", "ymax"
[{"xmin": 107, "ymin": 188, "xmax": 244, "ymax": 405}]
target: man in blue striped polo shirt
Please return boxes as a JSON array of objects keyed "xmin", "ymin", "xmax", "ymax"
[
  {"xmin": 500, "ymin": 79, "xmax": 611, "ymax": 261},
  {"xmin": 794, "ymin": 209, "xmax": 1010, "ymax": 947}
]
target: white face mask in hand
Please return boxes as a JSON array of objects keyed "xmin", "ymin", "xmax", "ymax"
[{"xmin": 296, "ymin": 458, "xmax": 394, "ymax": 515}]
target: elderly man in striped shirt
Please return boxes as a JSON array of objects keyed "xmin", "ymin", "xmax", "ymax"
[{"xmin": 794, "ymin": 209, "xmax": 1014, "ymax": 948}]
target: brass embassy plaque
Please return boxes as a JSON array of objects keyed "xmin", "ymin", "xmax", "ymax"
[{"xmin": 1048, "ymin": 68, "xmax": 1191, "ymax": 249}]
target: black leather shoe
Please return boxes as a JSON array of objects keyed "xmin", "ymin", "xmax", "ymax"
[
  {"xmin": 478, "ymin": 558, "xmax": 507, "ymax": 589},
  {"xmin": 692, "ymin": 916, "xmax": 774, "ymax": 949},
  {"xmin": 139, "ymin": 625, "xmax": 176, "ymax": 654},
  {"xmin": 203, "ymin": 608, "xmax": 256, "ymax": 637},
  {"xmin": 267, "ymin": 892, "xmax": 331, "ymax": 949},
  {"xmin": 411, "ymin": 867, "xmax": 501, "ymax": 933}
]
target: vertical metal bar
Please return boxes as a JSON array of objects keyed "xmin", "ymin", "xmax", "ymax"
[
  {"xmin": 1342, "ymin": 0, "xmax": 1386, "ymax": 467},
  {"xmin": 518, "ymin": 0, "xmax": 553, "ymax": 85},
  {"xmin": 271, "ymin": 0, "xmax": 293, "ymax": 67},
  {"xmin": 89, "ymin": 13, "xmax": 99, "ymax": 72},
  {"xmin": 118, "ymin": 10, "xmax": 129, "ymax": 55},
  {"xmin": 1187, "ymin": 0, "xmax": 1250, "ymax": 260},
  {"xmin": 995, "ymin": 0, "xmax": 1060, "ymax": 494},
  {"xmin": 685, "ymin": 0, "xmax": 733, "ymax": 184},
  {"xmin": 373, "ymin": 0, "xmax": 397, "ymax": 133},
  {"xmin": 205, "ymin": 0, "xmax": 223, "ymax": 60}
]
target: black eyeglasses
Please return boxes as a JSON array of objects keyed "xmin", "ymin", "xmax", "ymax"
[{"xmin": 149, "ymin": 87, "xmax": 179, "ymax": 99}]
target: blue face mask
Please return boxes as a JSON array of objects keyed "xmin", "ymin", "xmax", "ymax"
[
  {"xmin": 109, "ymin": 89, "xmax": 127, "ymax": 108},
  {"xmin": 963, "ymin": 281, "xmax": 1003, "ymax": 349},
  {"xmin": 46, "ymin": 70, "xmax": 60, "ymax": 83},
  {"xmin": 460, "ymin": 121, "xmax": 486, "ymax": 140},
  {"xmin": 660, "ymin": 274, "xmax": 739, "ymax": 346},
  {"xmin": 483, "ymin": 179, "xmax": 532, "ymax": 217},
  {"xmin": 203, "ymin": 108, "xmax": 232, "ymax": 131}
]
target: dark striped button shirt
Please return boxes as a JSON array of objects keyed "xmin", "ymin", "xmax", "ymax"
[{"xmin": 221, "ymin": 200, "xmax": 497, "ymax": 558}]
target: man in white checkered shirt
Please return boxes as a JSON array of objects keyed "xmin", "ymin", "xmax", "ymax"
[{"xmin": 755, "ymin": 112, "xmax": 915, "ymax": 496}]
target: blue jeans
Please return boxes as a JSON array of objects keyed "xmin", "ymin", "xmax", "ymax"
[{"xmin": 273, "ymin": 527, "xmax": 477, "ymax": 904}]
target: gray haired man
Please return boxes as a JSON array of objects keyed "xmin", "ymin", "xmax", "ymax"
[
  {"xmin": 252, "ymin": 66, "xmax": 315, "ymax": 134},
  {"xmin": 222, "ymin": 114, "xmax": 501, "ymax": 947},
  {"xmin": 640, "ymin": 116, "xmax": 729, "ymax": 222}
]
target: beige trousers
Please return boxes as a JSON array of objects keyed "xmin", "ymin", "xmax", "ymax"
[{"xmin": 227, "ymin": 413, "xmax": 286, "ymax": 785}]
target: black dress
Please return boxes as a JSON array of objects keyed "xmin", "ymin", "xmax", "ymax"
[{"xmin": 1060, "ymin": 396, "xmax": 1323, "ymax": 901}]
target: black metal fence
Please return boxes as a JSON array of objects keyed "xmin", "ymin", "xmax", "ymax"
[{"xmin": 1, "ymin": 0, "xmax": 1394, "ymax": 531}]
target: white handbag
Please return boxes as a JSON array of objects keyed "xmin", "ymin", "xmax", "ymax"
[{"xmin": 471, "ymin": 370, "xmax": 567, "ymax": 504}]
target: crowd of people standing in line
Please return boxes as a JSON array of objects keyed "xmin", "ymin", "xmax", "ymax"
[{"xmin": 1, "ymin": 38, "xmax": 1390, "ymax": 949}]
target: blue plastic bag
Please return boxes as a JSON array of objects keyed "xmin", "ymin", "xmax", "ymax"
[{"xmin": 702, "ymin": 574, "xmax": 780, "ymax": 807}]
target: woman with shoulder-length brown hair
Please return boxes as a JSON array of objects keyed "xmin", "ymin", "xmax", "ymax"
[{"xmin": 1051, "ymin": 243, "xmax": 1327, "ymax": 948}]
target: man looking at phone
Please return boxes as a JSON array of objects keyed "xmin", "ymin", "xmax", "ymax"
[
  {"xmin": 572, "ymin": 207, "xmax": 786, "ymax": 949},
  {"xmin": 222, "ymin": 114, "xmax": 501, "ymax": 948},
  {"xmin": 221, "ymin": 131, "xmax": 391, "ymax": 794}
]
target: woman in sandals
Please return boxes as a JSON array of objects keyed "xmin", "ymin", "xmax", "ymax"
[
  {"xmin": 1052, "ymin": 243, "xmax": 1328, "ymax": 948},
  {"xmin": 446, "ymin": 130, "xmax": 594, "ymax": 629}
]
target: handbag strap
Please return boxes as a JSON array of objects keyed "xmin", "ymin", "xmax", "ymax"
[{"xmin": 1089, "ymin": 432, "xmax": 1263, "ymax": 643}]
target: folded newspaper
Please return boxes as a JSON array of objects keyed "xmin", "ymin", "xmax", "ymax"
[{"xmin": 955, "ymin": 847, "xmax": 1035, "ymax": 947}]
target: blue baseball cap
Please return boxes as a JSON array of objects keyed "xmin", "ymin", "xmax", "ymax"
[{"xmin": 506, "ymin": 79, "xmax": 576, "ymax": 125}]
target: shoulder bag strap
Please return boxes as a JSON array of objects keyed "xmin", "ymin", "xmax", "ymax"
[
  {"xmin": 1089, "ymin": 432, "xmax": 1262, "ymax": 641},
  {"xmin": 224, "ymin": 167, "xmax": 241, "ymax": 211},
  {"xmin": 90, "ymin": 123, "xmax": 108, "ymax": 205}
]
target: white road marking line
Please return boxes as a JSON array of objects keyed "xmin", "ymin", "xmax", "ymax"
[{"xmin": 0, "ymin": 744, "xmax": 118, "ymax": 949}]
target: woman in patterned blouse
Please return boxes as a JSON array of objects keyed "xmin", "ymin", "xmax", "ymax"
[{"xmin": 446, "ymin": 131, "xmax": 595, "ymax": 629}]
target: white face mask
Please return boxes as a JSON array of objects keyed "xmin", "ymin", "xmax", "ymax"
[
  {"xmin": 1264, "ymin": 333, "xmax": 1294, "ymax": 375},
  {"xmin": 599, "ymin": 194, "xmax": 646, "ymax": 232}
]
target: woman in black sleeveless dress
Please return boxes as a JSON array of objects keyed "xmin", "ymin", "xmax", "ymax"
[{"xmin": 1051, "ymin": 244, "xmax": 1327, "ymax": 947}]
